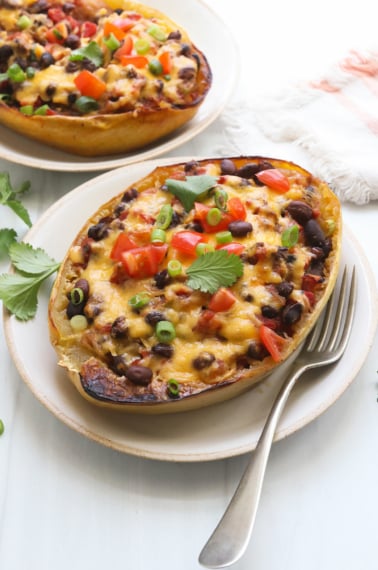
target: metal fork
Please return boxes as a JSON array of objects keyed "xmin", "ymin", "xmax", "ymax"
[{"xmin": 199, "ymin": 265, "xmax": 356, "ymax": 569}]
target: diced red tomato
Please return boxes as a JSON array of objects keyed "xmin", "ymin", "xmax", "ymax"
[
  {"xmin": 216, "ymin": 242, "xmax": 245, "ymax": 256},
  {"xmin": 103, "ymin": 21, "xmax": 126, "ymax": 40},
  {"xmin": 171, "ymin": 231, "xmax": 207, "ymax": 257},
  {"xmin": 113, "ymin": 17, "xmax": 136, "ymax": 31},
  {"xmin": 114, "ymin": 36, "xmax": 134, "ymax": 59},
  {"xmin": 302, "ymin": 273, "xmax": 323, "ymax": 292},
  {"xmin": 66, "ymin": 16, "xmax": 80, "ymax": 33},
  {"xmin": 47, "ymin": 7, "xmax": 66, "ymax": 23},
  {"xmin": 74, "ymin": 70, "xmax": 106, "ymax": 99},
  {"xmin": 120, "ymin": 55, "xmax": 148, "ymax": 68},
  {"xmin": 259, "ymin": 325, "xmax": 287, "ymax": 362},
  {"xmin": 120, "ymin": 244, "xmax": 168, "ymax": 278},
  {"xmin": 81, "ymin": 21, "xmax": 98, "ymax": 38},
  {"xmin": 208, "ymin": 288, "xmax": 237, "ymax": 312},
  {"xmin": 255, "ymin": 169, "xmax": 290, "ymax": 193},
  {"xmin": 110, "ymin": 233, "xmax": 138, "ymax": 261},
  {"xmin": 227, "ymin": 197, "xmax": 247, "ymax": 221},
  {"xmin": 159, "ymin": 52, "xmax": 172, "ymax": 74},
  {"xmin": 193, "ymin": 202, "xmax": 233, "ymax": 233}
]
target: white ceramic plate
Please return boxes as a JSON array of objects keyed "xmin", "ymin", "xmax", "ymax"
[
  {"xmin": 4, "ymin": 159, "xmax": 378, "ymax": 462},
  {"xmin": 0, "ymin": 0, "xmax": 239, "ymax": 173}
]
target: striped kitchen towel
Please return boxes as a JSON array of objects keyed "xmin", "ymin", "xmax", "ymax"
[{"xmin": 217, "ymin": 49, "xmax": 378, "ymax": 204}]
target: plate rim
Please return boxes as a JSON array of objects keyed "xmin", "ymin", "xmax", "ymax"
[
  {"xmin": 0, "ymin": 0, "xmax": 240, "ymax": 173},
  {"xmin": 3, "ymin": 159, "xmax": 378, "ymax": 462}
]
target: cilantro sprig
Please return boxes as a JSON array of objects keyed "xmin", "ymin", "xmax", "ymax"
[
  {"xmin": 165, "ymin": 175, "xmax": 217, "ymax": 211},
  {"xmin": 0, "ymin": 171, "xmax": 31, "ymax": 226},
  {"xmin": 0, "ymin": 242, "xmax": 60, "ymax": 321},
  {"xmin": 186, "ymin": 250, "xmax": 244, "ymax": 294}
]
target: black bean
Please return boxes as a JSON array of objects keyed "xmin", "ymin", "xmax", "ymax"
[
  {"xmin": 261, "ymin": 305, "xmax": 278, "ymax": 318},
  {"xmin": 62, "ymin": 2, "xmax": 75, "ymax": 12},
  {"xmin": 66, "ymin": 300, "xmax": 85, "ymax": 319},
  {"xmin": 236, "ymin": 163, "xmax": 260, "ymax": 179},
  {"xmin": 276, "ymin": 281, "xmax": 293, "ymax": 298},
  {"xmin": 282, "ymin": 302, "xmax": 303, "ymax": 326},
  {"xmin": 152, "ymin": 343, "xmax": 174, "ymax": 358},
  {"xmin": 145, "ymin": 311, "xmax": 165, "ymax": 326},
  {"xmin": 67, "ymin": 92, "xmax": 77, "ymax": 105},
  {"xmin": 65, "ymin": 34, "xmax": 81, "ymax": 49},
  {"xmin": 88, "ymin": 221, "xmax": 109, "ymax": 241},
  {"xmin": 246, "ymin": 341, "xmax": 269, "ymax": 361},
  {"xmin": 28, "ymin": 0, "xmax": 49, "ymax": 13},
  {"xmin": 220, "ymin": 158, "xmax": 237, "ymax": 175},
  {"xmin": 39, "ymin": 52, "xmax": 55, "ymax": 69},
  {"xmin": 45, "ymin": 84, "xmax": 56, "ymax": 98},
  {"xmin": 111, "ymin": 316, "xmax": 128, "ymax": 339},
  {"xmin": 65, "ymin": 61, "xmax": 80, "ymax": 73},
  {"xmin": 75, "ymin": 279, "xmax": 90, "ymax": 299},
  {"xmin": 0, "ymin": 45, "xmax": 13, "ymax": 64},
  {"xmin": 154, "ymin": 269, "xmax": 170, "ymax": 289},
  {"xmin": 121, "ymin": 188, "xmax": 138, "ymax": 202},
  {"xmin": 192, "ymin": 352, "xmax": 215, "ymax": 370},
  {"xmin": 286, "ymin": 201, "xmax": 313, "ymax": 225},
  {"xmin": 184, "ymin": 160, "xmax": 199, "ymax": 174},
  {"xmin": 180, "ymin": 43, "xmax": 191, "ymax": 56},
  {"xmin": 304, "ymin": 219, "xmax": 326, "ymax": 248},
  {"xmin": 228, "ymin": 221, "xmax": 253, "ymax": 237},
  {"xmin": 167, "ymin": 30, "xmax": 182, "ymax": 40},
  {"xmin": 125, "ymin": 365, "xmax": 153, "ymax": 386}
]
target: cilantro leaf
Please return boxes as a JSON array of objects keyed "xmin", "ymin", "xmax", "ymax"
[
  {"xmin": 9, "ymin": 242, "xmax": 60, "ymax": 275},
  {"xmin": 0, "ymin": 172, "xmax": 31, "ymax": 226},
  {"xmin": 70, "ymin": 41, "xmax": 103, "ymax": 67},
  {"xmin": 165, "ymin": 175, "xmax": 217, "ymax": 211},
  {"xmin": 0, "ymin": 228, "xmax": 17, "ymax": 255},
  {"xmin": 0, "ymin": 243, "xmax": 60, "ymax": 320},
  {"xmin": 186, "ymin": 250, "xmax": 244, "ymax": 294}
]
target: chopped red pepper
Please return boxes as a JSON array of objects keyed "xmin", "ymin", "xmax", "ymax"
[
  {"xmin": 208, "ymin": 288, "xmax": 237, "ymax": 312},
  {"xmin": 74, "ymin": 70, "xmax": 106, "ymax": 99},
  {"xmin": 114, "ymin": 36, "xmax": 134, "ymax": 59},
  {"xmin": 159, "ymin": 52, "xmax": 172, "ymax": 75},
  {"xmin": 120, "ymin": 55, "xmax": 148, "ymax": 68},
  {"xmin": 227, "ymin": 197, "xmax": 247, "ymax": 221},
  {"xmin": 216, "ymin": 242, "xmax": 245, "ymax": 256},
  {"xmin": 255, "ymin": 169, "xmax": 290, "ymax": 193},
  {"xmin": 103, "ymin": 20, "xmax": 126, "ymax": 40},
  {"xmin": 120, "ymin": 244, "xmax": 168, "ymax": 278},
  {"xmin": 171, "ymin": 230, "xmax": 207, "ymax": 257},
  {"xmin": 259, "ymin": 325, "xmax": 287, "ymax": 362},
  {"xmin": 81, "ymin": 21, "xmax": 98, "ymax": 38}
]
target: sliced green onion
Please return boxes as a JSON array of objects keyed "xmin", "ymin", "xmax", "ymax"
[
  {"xmin": 20, "ymin": 105, "xmax": 33, "ymax": 115},
  {"xmin": 167, "ymin": 378, "xmax": 180, "ymax": 398},
  {"xmin": 70, "ymin": 314, "xmax": 88, "ymax": 332},
  {"xmin": 0, "ymin": 94, "xmax": 10, "ymax": 101},
  {"xmin": 151, "ymin": 228, "xmax": 166, "ymax": 244},
  {"xmin": 215, "ymin": 230, "xmax": 232, "ymax": 244},
  {"xmin": 135, "ymin": 38, "xmax": 151, "ymax": 54},
  {"xmin": 17, "ymin": 14, "xmax": 32, "ymax": 29},
  {"xmin": 214, "ymin": 188, "xmax": 228, "ymax": 211},
  {"xmin": 7, "ymin": 63, "xmax": 26, "ymax": 83},
  {"xmin": 196, "ymin": 242, "xmax": 215, "ymax": 256},
  {"xmin": 104, "ymin": 33, "xmax": 121, "ymax": 51},
  {"xmin": 128, "ymin": 293, "xmax": 150, "ymax": 310},
  {"xmin": 74, "ymin": 96, "xmax": 99, "ymax": 114},
  {"xmin": 34, "ymin": 104, "xmax": 50, "ymax": 116},
  {"xmin": 26, "ymin": 66, "xmax": 36, "ymax": 79},
  {"xmin": 148, "ymin": 25, "xmax": 167, "ymax": 42},
  {"xmin": 155, "ymin": 204, "xmax": 173, "ymax": 229},
  {"xmin": 156, "ymin": 320, "xmax": 176, "ymax": 343},
  {"xmin": 206, "ymin": 207, "xmax": 222, "ymax": 226},
  {"xmin": 325, "ymin": 219, "xmax": 336, "ymax": 235},
  {"xmin": 53, "ymin": 28, "xmax": 63, "ymax": 40},
  {"xmin": 0, "ymin": 419, "xmax": 4, "ymax": 436},
  {"xmin": 163, "ymin": 73, "xmax": 171, "ymax": 81},
  {"xmin": 167, "ymin": 259, "xmax": 182, "ymax": 277},
  {"xmin": 281, "ymin": 225, "xmax": 299, "ymax": 248},
  {"xmin": 148, "ymin": 58, "xmax": 163, "ymax": 76},
  {"xmin": 70, "ymin": 287, "xmax": 85, "ymax": 305}
]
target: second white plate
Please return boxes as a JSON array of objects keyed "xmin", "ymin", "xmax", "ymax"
[{"xmin": 4, "ymin": 159, "xmax": 378, "ymax": 462}]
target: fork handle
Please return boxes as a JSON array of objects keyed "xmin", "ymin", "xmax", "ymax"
[{"xmin": 199, "ymin": 363, "xmax": 304, "ymax": 569}]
